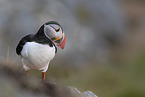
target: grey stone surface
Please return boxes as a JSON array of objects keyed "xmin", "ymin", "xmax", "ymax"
[
  {"xmin": 0, "ymin": 64, "xmax": 98, "ymax": 97},
  {"xmin": 82, "ymin": 91, "xmax": 98, "ymax": 97}
]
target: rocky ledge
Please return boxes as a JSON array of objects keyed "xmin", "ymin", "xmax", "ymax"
[{"xmin": 0, "ymin": 64, "xmax": 97, "ymax": 97}]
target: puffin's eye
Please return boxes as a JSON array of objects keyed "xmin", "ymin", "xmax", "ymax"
[{"xmin": 56, "ymin": 28, "xmax": 60, "ymax": 32}]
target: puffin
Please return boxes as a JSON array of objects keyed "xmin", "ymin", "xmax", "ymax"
[{"xmin": 16, "ymin": 21, "xmax": 66, "ymax": 81}]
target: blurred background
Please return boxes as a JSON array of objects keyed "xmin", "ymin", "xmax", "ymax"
[{"xmin": 0, "ymin": 0, "xmax": 145, "ymax": 97}]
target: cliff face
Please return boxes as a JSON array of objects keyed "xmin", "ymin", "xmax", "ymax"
[{"xmin": 0, "ymin": 64, "xmax": 97, "ymax": 97}]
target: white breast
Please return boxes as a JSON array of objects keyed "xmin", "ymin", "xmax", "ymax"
[{"xmin": 21, "ymin": 42, "xmax": 55, "ymax": 70}]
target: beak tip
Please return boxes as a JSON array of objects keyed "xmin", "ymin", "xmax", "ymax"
[{"xmin": 56, "ymin": 33, "xmax": 66, "ymax": 49}]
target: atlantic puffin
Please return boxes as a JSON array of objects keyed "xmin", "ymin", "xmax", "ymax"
[{"xmin": 16, "ymin": 21, "xmax": 66, "ymax": 81}]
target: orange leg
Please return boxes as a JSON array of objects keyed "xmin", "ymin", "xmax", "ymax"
[
  {"xmin": 42, "ymin": 72, "xmax": 46, "ymax": 81},
  {"xmin": 26, "ymin": 70, "xmax": 29, "ymax": 77}
]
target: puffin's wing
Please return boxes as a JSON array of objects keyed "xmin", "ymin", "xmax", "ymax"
[{"xmin": 16, "ymin": 34, "xmax": 34, "ymax": 55}]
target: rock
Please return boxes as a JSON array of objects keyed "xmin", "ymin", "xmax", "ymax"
[
  {"xmin": 68, "ymin": 87, "xmax": 98, "ymax": 97},
  {"xmin": 0, "ymin": 64, "xmax": 98, "ymax": 97},
  {"xmin": 82, "ymin": 91, "xmax": 98, "ymax": 97}
]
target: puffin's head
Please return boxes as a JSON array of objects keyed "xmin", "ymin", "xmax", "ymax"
[{"xmin": 43, "ymin": 21, "xmax": 66, "ymax": 49}]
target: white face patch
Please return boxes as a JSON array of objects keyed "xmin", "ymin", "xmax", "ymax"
[
  {"xmin": 44, "ymin": 24, "xmax": 63, "ymax": 39},
  {"xmin": 49, "ymin": 24, "xmax": 60, "ymax": 30}
]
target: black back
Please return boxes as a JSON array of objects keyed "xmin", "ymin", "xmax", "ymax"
[
  {"xmin": 16, "ymin": 21, "xmax": 60, "ymax": 55},
  {"xmin": 16, "ymin": 28, "xmax": 57, "ymax": 55},
  {"xmin": 16, "ymin": 34, "xmax": 34, "ymax": 55},
  {"xmin": 16, "ymin": 34, "xmax": 57, "ymax": 55}
]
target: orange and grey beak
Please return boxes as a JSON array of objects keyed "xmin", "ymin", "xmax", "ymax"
[{"xmin": 54, "ymin": 33, "xmax": 66, "ymax": 49}]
